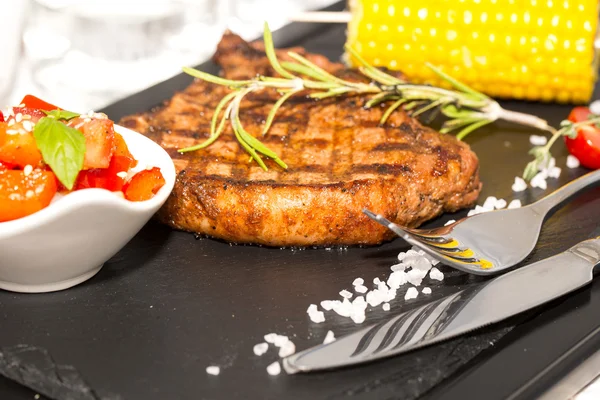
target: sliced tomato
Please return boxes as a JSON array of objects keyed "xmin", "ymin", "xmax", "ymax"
[
  {"xmin": 0, "ymin": 125, "xmax": 43, "ymax": 168},
  {"xmin": 0, "ymin": 111, "xmax": 4, "ymax": 123},
  {"xmin": 565, "ymin": 107, "xmax": 600, "ymax": 169},
  {"xmin": 10, "ymin": 107, "xmax": 47, "ymax": 123},
  {"xmin": 0, "ymin": 169, "xmax": 58, "ymax": 222},
  {"xmin": 123, "ymin": 167, "xmax": 165, "ymax": 202},
  {"xmin": 19, "ymin": 94, "xmax": 59, "ymax": 111},
  {"xmin": 0, "ymin": 161, "xmax": 15, "ymax": 170},
  {"xmin": 75, "ymin": 155, "xmax": 132, "ymax": 192},
  {"xmin": 113, "ymin": 132, "xmax": 137, "ymax": 169},
  {"xmin": 68, "ymin": 117, "xmax": 115, "ymax": 169}
]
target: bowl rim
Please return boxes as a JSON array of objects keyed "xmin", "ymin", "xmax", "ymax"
[{"xmin": 0, "ymin": 124, "xmax": 176, "ymax": 238}]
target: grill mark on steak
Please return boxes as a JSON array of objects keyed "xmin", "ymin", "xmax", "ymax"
[{"xmin": 119, "ymin": 32, "xmax": 482, "ymax": 247}]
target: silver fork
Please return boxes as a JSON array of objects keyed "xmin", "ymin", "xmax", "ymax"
[{"xmin": 364, "ymin": 169, "xmax": 600, "ymax": 275}]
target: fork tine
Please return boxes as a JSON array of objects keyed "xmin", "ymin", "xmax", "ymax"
[{"xmin": 363, "ymin": 209, "xmax": 494, "ymax": 273}]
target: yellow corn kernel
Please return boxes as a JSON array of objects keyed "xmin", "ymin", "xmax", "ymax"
[{"xmin": 346, "ymin": 0, "xmax": 599, "ymax": 103}]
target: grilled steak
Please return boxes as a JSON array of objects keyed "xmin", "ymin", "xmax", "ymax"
[{"xmin": 119, "ymin": 32, "xmax": 482, "ymax": 247}]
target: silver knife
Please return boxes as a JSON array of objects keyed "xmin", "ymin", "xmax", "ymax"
[{"xmin": 283, "ymin": 237, "xmax": 600, "ymax": 374}]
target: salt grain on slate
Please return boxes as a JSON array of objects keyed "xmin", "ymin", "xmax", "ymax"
[
  {"xmin": 512, "ymin": 176, "xmax": 527, "ymax": 192},
  {"xmin": 430, "ymin": 267, "xmax": 444, "ymax": 281},
  {"xmin": 382, "ymin": 303, "xmax": 391, "ymax": 311},
  {"xmin": 508, "ymin": 199, "xmax": 522, "ymax": 209},
  {"xmin": 267, "ymin": 361, "xmax": 281, "ymax": 376},
  {"xmin": 206, "ymin": 366, "xmax": 220, "ymax": 376},
  {"xmin": 339, "ymin": 289, "xmax": 353, "ymax": 299},
  {"xmin": 323, "ymin": 330, "xmax": 336, "ymax": 344},
  {"xmin": 278, "ymin": 341, "xmax": 296, "ymax": 357},
  {"xmin": 422, "ymin": 287, "xmax": 432, "ymax": 295},
  {"xmin": 530, "ymin": 172, "xmax": 548, "ymax": 190},
  {"xmin": 404, "ymin": 287, "xmax": 419, "ymax": 300},
  {"xmin": 354, "ymin": 285, "xmax": 368, "ymax": 293},
  {"xmin": 253, "ymin": 342, "xmax": 269, "ymax": 356},
  {"xmin": 567, "ymin": 155, "xmax": 580, "ymax": 169},
  {"xmin": 529, "ymin": 135, "xmax": 548, "ymax": 146},
  {"xmin": 352, "ymin": 278, "xmax": 364, "ymax": 286}
]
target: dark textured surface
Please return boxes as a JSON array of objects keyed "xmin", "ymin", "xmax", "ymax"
[{"xmin": 2, "ymin": 10, "xmax": 600, "ymax": 400}]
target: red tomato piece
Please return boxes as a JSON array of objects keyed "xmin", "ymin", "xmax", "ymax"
[
  {"xmin": 0, "ymin": 169, "xmax": 58, "ymax": 222},
  {"xmin": 565, "ymin": 107, "xmax": 600, "ymax": 169},
  {"xmin": 0, "ymin": 123, "xmax": 43, "ymax": 168},
  {"xmin": 74, "ymin": 155, "xmax": 132, "ymax": 192},
  {"xmin": 19, "ymin": 94, "xmax": 59, "ymax": 111},
  {"xmin": 123, "ymin": 167, "xmax": 165, "ymax": 202},
  {"xmin": 0, "ymin": 111, "xmax": 4, "ymax": 123},
  {"xmin": 0, "ymin": 161, "xmax": 15, "ymax": 170},
  {"xmin": 113, "ymin": 132, "xmax": 137, "ymax": 169},
  {"xmin": 68, "ymin": 117, "xmax": 115, "ymax": 169}
]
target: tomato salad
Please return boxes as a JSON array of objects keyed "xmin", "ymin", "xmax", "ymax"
[{"xmin": 0, "ymin": 95, "xmax": 165, "ymax": 222}]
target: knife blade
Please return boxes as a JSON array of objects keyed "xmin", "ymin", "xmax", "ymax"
[{"xmin": 283, "ymin": 237, "xmax": 600, "ymax": 374}]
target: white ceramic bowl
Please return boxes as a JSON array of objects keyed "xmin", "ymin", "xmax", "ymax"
[{"xmin": 0, "ymin": 125, "xmax": 176, "ymax": 293}]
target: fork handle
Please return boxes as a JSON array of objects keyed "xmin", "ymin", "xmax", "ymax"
[{"xmin": 531, "ymin": 169, "xmax": 600, "ymax": 215}]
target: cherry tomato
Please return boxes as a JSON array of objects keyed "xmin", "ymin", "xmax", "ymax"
[
  {"xmin": 19, "ymin": 94, "xmax": 59, "ymax": 111},
  {"xmin": 565, "ymin": 106, "xmax": 600, "ymax": 169}
]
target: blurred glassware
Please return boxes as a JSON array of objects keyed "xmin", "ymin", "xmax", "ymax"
[
  {"xmin": 0, "ymin": 2, "xmax": 28, "ymax": 103},
  {"xmin": 23, "ymin": 0, "xmax": 222, "ymax": 111}
]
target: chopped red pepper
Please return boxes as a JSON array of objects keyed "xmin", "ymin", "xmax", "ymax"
[
  {"xmin": 123, "ymin": 167, "xmax": 165, "ymax": 202},
  {"xmin": 19, "ymin": 94, "xmax": 60, "ymax": 111}
]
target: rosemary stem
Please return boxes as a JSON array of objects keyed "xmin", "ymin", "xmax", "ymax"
[{"xmin": 485, "ymin": 103, "xmax": 555, "ymax": 133}]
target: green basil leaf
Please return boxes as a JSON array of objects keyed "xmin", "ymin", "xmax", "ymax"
[
  {"xmin": 33, "ymin": 117, "xmax": 86, "ymax": 190},
  {"xmin": 43, "ymin": 109, "xmax": 80, "ymax": 121}
]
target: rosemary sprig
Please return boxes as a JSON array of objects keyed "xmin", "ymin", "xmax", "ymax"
[
  {"xmin": 523, "ymin": 116, "xmax": 600, "ymax": 180},
  {"xmin": 179, "ymin": 22, "xmax": 560, "ymax": 176}
]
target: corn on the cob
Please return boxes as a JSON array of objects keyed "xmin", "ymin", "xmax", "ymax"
[{"xmin": 346, "ymin": 0, "xmax": 599, "ymax": 103}]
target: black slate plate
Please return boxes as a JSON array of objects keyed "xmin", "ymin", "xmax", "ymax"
[{"xmin": 2, "ymin": 3, "xmax": 600, "ymax": 400}]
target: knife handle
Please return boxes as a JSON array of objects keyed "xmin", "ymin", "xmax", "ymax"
[{"xmin": 532, "ymin": 169, "xmax": 600, "ymax": 215}]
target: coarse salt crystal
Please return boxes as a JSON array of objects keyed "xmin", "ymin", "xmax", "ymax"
[
  {"xmin": 267, "ymin": 361, "xmax": 281, "ymax": 376},
  {"xmin": 567, "ymin": 155, "xmax": 580, "ymax": 169},
  {"xmin": 352, "ymin": 278, "xmax": 364, "ymax": 286},
  {"xmin": 366, "ymin": 290, "xmax": 384, "ymax": 307},
  {"xmin": 444, "ymin": 219, "xmax": 456, "ymax": 226},
  {"xmin": 339, "ymin": 289, "xmax": 353, "ymax": 299},
  {"xmin": 350, "ymin": 311, "xmax": 366, "ymax": 324},
  {"xmin": 382, "ymin": 303, "xmax": 390, "ymax": 311},
  {"xmin": 22, "ymin": 120, "xmax": 34, "ymax": 132},
  {"xmin": 422, "ymin": 287, "xmax": 432, "ymax": 294},
  {"xmin": 529, "ymin": 135, "xmax": 548, "ymax": 146},
  {"xmin": 278, "ymin": 340, "xmax": 296, "ymax": 357},
  {"xmin": 530, "ymin": 172, "xmax": 547, "ymax": 190},
  {"xmin": 590, "ymin": 100, "xmax": 600, "ymax": 115},
  {"xmin": 320, "ymin": 300, "xmax": 335, "ymax": 311},
  {"xmin": 306, "ymin": 304, "xmax": 318, "ymax": 314},
  {"xmin": 390, "ymin": 263, "xmax": 406, "ymax": 272},
  {"xmin": 333, "ymin": 298, "xmax": 353, "ymax": 317},
  {"xmin": 253, "ymin": 342, "xmax": 268, "ymax": 356},
  {"xmin": 272, "ymin": 335, "xmax": 289, "ymax": 347},
  {"xmin": 512, "ymin": 177, "xmax": 527, "ymax": 192},
  {"xmin": 429, "ymin": 267, "xmax": 444, "ymax": 281},
  {"xmin": 23, "ymin": 165, "xmax": 33, "ymax": 177},
  {"xmin": 494, "ymin": 198, "xmax": 507, "ymax": 209},
  {"xmin": 548, "ymin": 166, "xmax": 561, "ymax": 179},
  {"xmin": 264, "ymin": 333, "xmax": 278, "ymax": 343},
  {"xmin": 387, "ymin": 270, "xmax": 408, "ymax": 289},
  {"xmin": 407, "ymin": 267, "xmax": 428, "ymax": 287},
  {"xmin": 354, "ymin": 285, "xmax": 368, "ymax": 294},
  {"xmin": 323, "ymin": 330, "xmax": 336, "ymax": 344},
  {"xmin": 116, "ymin": 171, "xmax": 128, "ymax": 179},
  {"xmin": 482, "ymin": 196, "xmax": 497, "ymax": 210},
  {"xmin": 206, "ymin": 366, "xmax": 220, "ymax": 376},
  {"xmin": 308, "ymin": 310, "xmax": 325, "ymax": 323},
  {"xmin": 404, "ymin": 287, "xmax": 419, "ymax": 300},
  {"xmin": 373, "ymin": 277, "xmax": 382, "ymax": 285},
  {"xmin": 508, "ymin": 199, "xmax": 522, "ymax": 209},
  {"xmin": 15, "ymin": 113, "xmax": 22, "ymax": 123}
]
